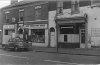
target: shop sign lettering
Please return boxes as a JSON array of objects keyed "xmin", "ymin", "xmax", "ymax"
[
  {"xmin": 35, "ymin": 5, "xmax": 41, "ymax": 9},
  {"xmin": 3, "ymin": 25, "xmax": 14, "ymax": 29},
  {"xmin": 24, "ymin": 24, "xmax": 47, "ymax": 29}
]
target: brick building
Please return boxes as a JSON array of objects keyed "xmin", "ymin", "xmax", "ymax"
[
  {"xmin": 2, "ymin": 1, "xmax": 49, "ymax": 47},
  {"xmin": 2, "ymin": 0, "xmax": 95, "ymax": 48}
]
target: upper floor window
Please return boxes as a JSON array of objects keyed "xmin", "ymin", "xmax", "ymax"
[
  {"xmin": 19, "ymin": 9, "xmax": 24, "ymax": 22},
  {"xmin": 6, "ymin": 19, "xmax": 10, "ymax": 23},
  {"xmin": 35, "ymin": 5, "xmax": 41, "ymax": 20},
  {"xmin": 5, "ymin": 11, "xmax": 10, "ymax": 23}
]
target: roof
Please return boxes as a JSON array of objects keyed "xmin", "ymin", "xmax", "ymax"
[{"xmin": 2, "ymin": 1, "xmax": 48, "ymax": 10}]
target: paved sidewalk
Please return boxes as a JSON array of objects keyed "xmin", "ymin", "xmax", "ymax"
[{"xmin": 33, "ymin": 47, "xmax": 100, "ymax": 56}]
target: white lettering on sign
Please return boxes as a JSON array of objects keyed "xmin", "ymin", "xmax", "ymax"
[
  {"xmin": 24, "ymin": 24, "xmax": 47, "ymax": 29},
  {"xmin": 35, "ymin": 5, "xmax": 41, "ymax": 9},
  {"xmin": 3, "ymin": 25, "xmax": 14, "ymax": 29}
]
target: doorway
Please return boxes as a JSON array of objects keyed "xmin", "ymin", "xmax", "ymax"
[
  {"xmin": 80, "ymin": 29, "xmax": 85, "ymax": 48},
  {"xmin": 50, "ymin": 27, "xmax": 55, "ymax": 47}
]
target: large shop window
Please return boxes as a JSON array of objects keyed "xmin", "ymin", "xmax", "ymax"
[
  {"xmin": 31, "ymin": 29, "xmax": 45, "ymax": 43},
  {"xmin": 60, "ymin": 24, "xmax": 80, "ymax": 34},
  {"xmin": 60, "ymin": 25, "xmax": 74, "ymax": 34},
  {"xmin": 5, "ymin": 29, "xmax": 15, "ymax": 35}
]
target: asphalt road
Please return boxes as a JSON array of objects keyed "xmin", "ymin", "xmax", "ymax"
[{"xmin": 0, "ymin": 49, "xmax": 99, "ymax": 65}]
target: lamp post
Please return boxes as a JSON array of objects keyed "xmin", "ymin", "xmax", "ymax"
[
  {"xmin": 55, "ymin": 19, "xmax": 58, "ymax": 53},
  {"xmin": 84, "ymin": 14, "xmax": 88, "ymax": 48}
]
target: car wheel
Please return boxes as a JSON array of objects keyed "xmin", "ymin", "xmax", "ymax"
[{"xmin": 14, "ymin": 46, "xmax": 19, "ymax": 51}]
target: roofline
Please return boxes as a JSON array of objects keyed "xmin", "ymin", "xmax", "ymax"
[{"xmin": 2, "ymin": 1, "xmax": 48, "ymax": 11}]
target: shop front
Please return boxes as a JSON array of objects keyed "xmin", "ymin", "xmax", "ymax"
[
  {"xmin": 56, "ymin": 17, "xmax": 87, "ymax": 48},
  {"xmin": 24, "ymin": 24, "xmax": 48, "ymax": 47},
  {"xmin": 2, "ymin": 24, "xmax": 15, "ymax": 45}
]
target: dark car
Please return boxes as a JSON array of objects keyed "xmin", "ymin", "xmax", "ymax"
[{"xmin": 2, "ymin": 37, "xmax": 32, "ymax": 51}]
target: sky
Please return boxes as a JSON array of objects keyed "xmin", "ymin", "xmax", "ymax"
[{"xmin": 0, "ymin": 0, "xmax": 23, "ymax": 9}]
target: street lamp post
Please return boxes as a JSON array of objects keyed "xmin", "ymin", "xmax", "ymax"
[{"xmin": 55, "ymin": 19, "xmax": 59, "ymax": 53}]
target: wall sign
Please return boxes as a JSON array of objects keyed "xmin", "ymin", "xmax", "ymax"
[
  {"xmin": 24, "ymin": 24, "xmax": 47, "ymax": 29},
  {"xmin": 35, "ymin": 5, "xmax": 41, "ymax": 9},
  {"xmin": 3, "ymin": 25, "xmax": 14, "ymax": 29}
]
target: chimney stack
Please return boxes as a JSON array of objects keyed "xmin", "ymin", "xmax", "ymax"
[
  {"xmin": 71, "ymin": 0, "xmax": 80, "ymax": 15},
  {"xmin": 11, "ymin": 0, "xmax": 18, "ymax": 4}
]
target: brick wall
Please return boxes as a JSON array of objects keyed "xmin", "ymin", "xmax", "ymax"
[{"xmin": 24, "ymin": 5, "xmax": 35, "ymax": 21}]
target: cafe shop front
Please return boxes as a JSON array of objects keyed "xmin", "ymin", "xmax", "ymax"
[{"xmin": 55, "ymin": 16, "xmax": 87, "ymax": 48}]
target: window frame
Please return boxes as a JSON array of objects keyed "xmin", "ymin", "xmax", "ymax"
[
  {"xmin": 35, "ymin": 5, "xmax": 42, "ymax": 20},
  {"xmin": 31, "ymin": 29, "xmax": 45, "ymax": 43},
  {"xmin": 5, "ymin": 11, "xmax": 10, "ymax": 23},
  {"xmin": 5, "ymin": 30, "xmax": 8, "ymax": 35},
  {"xmin": 19, "ymin": 9, "xmax": 24, "ymax": 22}
]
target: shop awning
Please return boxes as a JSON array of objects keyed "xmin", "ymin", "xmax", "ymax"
[
  {"xmin": 56, "ymin": 16, "xmax": 86, "ymax": 24},
  {"xmin": 24, "ymin": 20, "xmax": 48, "ymax": 25}
]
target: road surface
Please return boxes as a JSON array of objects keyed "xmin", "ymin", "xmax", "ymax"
[{"xmin": 0, "ymin": 49, "xmax": 99, "ymax": 65}]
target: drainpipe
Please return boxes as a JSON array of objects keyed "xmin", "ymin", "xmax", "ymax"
[
  {"xmin": 55, "ymin": 19, "xmax": 58, "ymax": 53},
  {"xmin": 85, "ymin": 14, "xmax": 88, "ymax": 48}
]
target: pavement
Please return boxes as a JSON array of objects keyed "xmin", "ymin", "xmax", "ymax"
[
  {"xmin": 33, "ymin": 47, "xmax": 100, "ymax": 56},
  {"xmin": 0, "ymin": 44, "xmax": 100, "ymax": 56}
]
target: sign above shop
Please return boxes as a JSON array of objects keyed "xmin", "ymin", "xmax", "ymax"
[
  {"xmin": 35, "ymin": 5, "xmax": 41, "ymax": 9},
  {"xmin": 24, "ymin": 24, "xmax": 47, "ymax": 29},
  {"xmin": 57, "ymin": 19, "xmax": 85, "ymax": 24},
  {"xmin": 3, "ymin": 25, "xmax": 14, "ymax": 29}
]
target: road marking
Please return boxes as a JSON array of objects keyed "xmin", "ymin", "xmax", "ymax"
[
  {"xmin": 0, "ymin": 54, "xmax": 28, "ymax": 59},
  {"xmin": 44, "ymin": 60, "xmax": 79, "ymax": 65}
]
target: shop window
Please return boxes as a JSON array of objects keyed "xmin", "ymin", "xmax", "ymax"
[
  {"xmin": 31, "ymin": 29, "xmax": 45, "ymax": 43},
  {"xmin": 5, "ymin": 30, "xmax": 15, "ymax": 35},
  {"xmin": 5, "ymin": 30, "xmax": 8, "ymax": 35},
  {"xmin": 60, "ymin": 25, "xmax": 74, "ymax": 34}
]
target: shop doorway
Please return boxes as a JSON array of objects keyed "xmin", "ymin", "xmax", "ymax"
[
  {"xmin": 50, "ymin": 27, "xmax": 55, "ymax": 47},
  {"xmin": 80, "ymin": 29, "xmax": 85, "ymax": 48}
]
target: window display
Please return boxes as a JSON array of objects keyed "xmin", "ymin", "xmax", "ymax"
[
  {"xmin": 31, "ymin": 29, "xmax": 45, "ymax": 43},
  {"xmin": 5, "ymin": 29, "xmax": 15, "ymax": 35}
]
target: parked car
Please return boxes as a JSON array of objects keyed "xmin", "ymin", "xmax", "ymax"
[{"xmin": 2, "ymin": 37, "xmax": 32, "ymax": 51}]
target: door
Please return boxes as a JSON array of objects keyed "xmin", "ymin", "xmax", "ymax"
[
  {"xmin": 50, "ymin": 27, "xmax": 55, "ymax": 47},
  {"xmin": 80, "ymin": 29, "xmax": 85, "ymax": 48}
]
